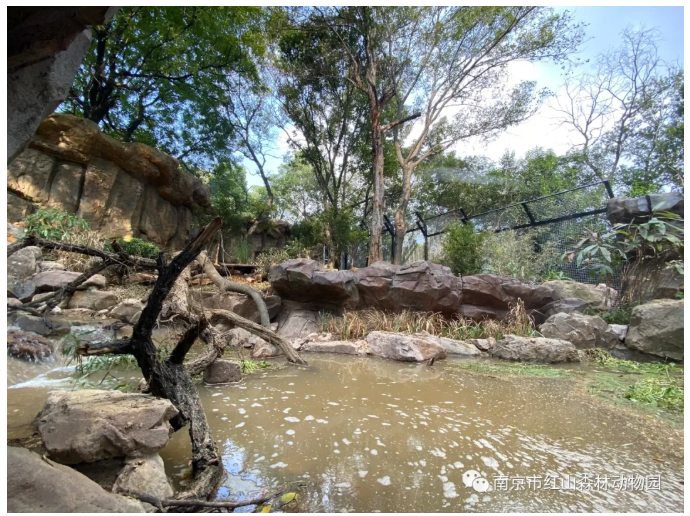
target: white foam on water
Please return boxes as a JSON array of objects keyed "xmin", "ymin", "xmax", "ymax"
[
  {"xmin": 212, "ymin": 393, "xmax": 222, "ymax": 397},
  {"xmin": 371, "ymin": 449, "xmax": 378, "ymax": 456},
  {"xmin": 316, "ymin": 419, "xmax": 328, "ymax": 424},
  {"xmin": 482, "ymin": 456, "xmax": 500, "ymax": 470},
  {"xmin": 286, "ymin": 429, "xmax": 295, "ymax": 435},
  {"xmin": 235, "ymin": 422, "xmax": 245, "ymax": 428},
  {"xmin": 453, "ymin": 461, "xmax": 464, "ymax": 469},
  {"xmin": 269, "ymin": 462, "xmax": 287, "ymax": 469},
  {"xmin": 358, "ymin": 470, "xmax": 368, "ymax": 478},
  {"xmin": 443, "ymin": 482, "xmax": 458, "ymax": 499},
  {"xmin": 284, "ymin": 417, "xmax": 300, "ymax": 423},
  {"xmin": 335, "ymin": 482, "xmax": 350, "ymax": 488},
  {"xmin": 304, "ymin": 415, "xmax": 315, "ymax": 421},
  {"xmin": 238, "ymin": 408, "xmax": 246, "ymax": 415},
  {"xmin": 255, "ymin": 456, "xmax": 265, "ymax": 463},
  {"xmin": 368, "ymin": 415, "xmax": 379, "ymax": 419},
  {"xmin": 283, "ymin": 408, "xmax": 291, "ymax": 413},
  {"xmin": 327, "ymin": 402, "xmax": 339, "ymax": 406},
  {"xmin": 415, "ymin": 445, "xmax": 423, "ymax": 451},
  {"xmin": 342, "ymin": 438, "xmax": 351, "ymax": 445},
  {"xmin": 377, "ymin": 476, "xmax": 391, "ymax": 486},
  {"xmin": 250, "ymin": 403, "xmax": 262, "ymax": 407}
]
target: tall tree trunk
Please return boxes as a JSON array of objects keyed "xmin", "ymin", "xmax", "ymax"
[
  {"xmin": 392, "ymin": 163, "xmax": 414, "ymax": 265},
  {"xmin": 368, "ymin": 110, "xmax": 385, "ymax": 263}
]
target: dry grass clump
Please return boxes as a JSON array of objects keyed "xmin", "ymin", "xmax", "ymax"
[
  {"xmin": 54, "ymin": 228, "xmax": 105, "ymax": 272},
  {"xmin": 324, "ymin": 300, "xmax": 539, "ymax": 341}
]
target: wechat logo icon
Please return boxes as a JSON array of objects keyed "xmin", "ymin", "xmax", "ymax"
[{"xmin": 463, "ymin": 470, "xmax": 491, "ymax": 492}]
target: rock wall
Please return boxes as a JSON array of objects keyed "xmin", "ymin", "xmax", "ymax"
[{"xmin": 7, "ymin": 114, "xmax": 211, "ymax": 249}]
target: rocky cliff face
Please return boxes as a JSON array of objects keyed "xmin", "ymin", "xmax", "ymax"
[{"xmin": 7, "ymin": 114, "xmax": 211, "ymax": 249}]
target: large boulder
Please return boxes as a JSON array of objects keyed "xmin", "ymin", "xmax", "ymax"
[
  {"xmin": 539, "ymin": 312, "xmax": 619, "ymax": 349},
  {"xmin": 67, "ymin": 289, "xmax": 119, "ymax": 311},
  {"xmin": 10, "ymin": 312, "xmax": 71, "ymax": 336},
  {"xmin": 7, "ymin": 446, "xmax": 145, "ymax": 513},
  {"xmin": 7, "ymin": 246, "xmax": 41, "ymax": 299},
  {"xmin": 625, "ymin": 299, "xmax": 684, "ymax": 360},
  {"xmin": 607, "ymin": 192, "xmax": 684, "ymax": 225},
  {"xmin": 459, "ymin": 274, "xmax": 558, "ymax": 320},
  {"xmin": 276, "ymin": 308, "xmax": 321, "ymax": 341},
  {"xmin": 492, "ymin": 335, "xmax": 580, "ymax": 363},
  {"xmin": 268, "ymin": 258, "xmax": 359, "ymax": 307},
  {"xmin": 301, "ymin": 340, "xmax": 369, "ymax": 356},
  {"xmin": 7, "ymin": 330, "xmax": 55, "ymax": 361},
  {"xmin": 112, "ymin": 454, "xmax": 174, "ymax": 500},
  {"xmin": 251, "ymin": 340, "xmax": 280, "ymax": 359},
  {"xmin": 542, "ymin": 280, "xmax": 614, "ymax": 311},
  {"xmin": 353, "ymin": 261, "xmax": 462, "ymax": 315},
  {"xmin": 109, "ymin": 299, "xmax": 144, "ymax": 324},
  {"xmin": 36, "ymin": 390, "xmax": 178, "ymax": 464},
  {"xmin": 420, "ymin": 334, "xmax": 483, "ymax": 356},
  {"xmin": 33, "ymin": 270, "xmax": 107, "ymax": 291},
  {"xmin": 535, "ymin": 297, "xmax": 590, "ymax": 324},
  {"xmin": 365, "ymin": 331, "xmax": 447, "ymax": 362},
  {"xmin": 203, "ymin": 360, "xmax": 242, "ymax": 384},
  {"xmin": 200, "ymin": 291, "xmax": 282, "ymax": 323}
]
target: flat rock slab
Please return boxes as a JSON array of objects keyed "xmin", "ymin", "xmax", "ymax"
[
  {"xmin": 7, "ymin": 446, "xmax": 145, "ymax": 513},
  {"xmin": 492, "ymin": 334, "xmax": 579, "ymax": 363},
  {"xmin": 7, "ymin": 329, "xmax": 55, "ymax": 361},
  {"xmin": 36, "ymin": 390, "xmax": 178, "ymax": 464},
  {"xmin": 33, "ymin": 270, "xmax": 107, "ymax": 291},
  {"xmin": 366, "ymin": 331, "xmax": 447, "ymax": 362},
  {"xmin": 420, "ymin": 334, "xmax": 483, "ymax": 356},
  {"xmin": 540, "ymin": 312, "xmax": 618, "ymax": 350},
  {"xmin": 112, "ymin": 453, "xmax": 174, "ymax": 500},
  {"xmin": 302, "ymin": 340, "xmax": 369, "ymax": 356},
  {"xmin": 67, "ymin": 289, "xmax": 119, "ymax": 310}
]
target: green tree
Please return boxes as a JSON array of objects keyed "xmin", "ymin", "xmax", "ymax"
[
  {"xmin": 62, "ymin": 7, "xmax": 266, "ymax": 169},
  {"xmin": 202, "ymin": 160, "xmax": 251, "ymax": 234},
  {"xmin": 388, "ymin": 6, "xmax": 583, "ymax": 263},
  {"xmin": 441, "ymin": 222, "xmax": 486, "ymax": 275}
]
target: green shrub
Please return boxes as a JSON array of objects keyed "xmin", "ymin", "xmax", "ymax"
[
  {"xmin": 233, "ymin": 237, "xmax": 251, "ymax": 263},
  {"xmin": 104, "ymin": 237, "xmax": 160, "ymax": 259},
  {"xmin": 25, "ymin": 207, "xmax": 90, "ymax": 240},
  {"xmin": 482, "ymin": 229, "xmax": 558, "ymax": 283},
  {"xmin": 440, "ymin": 222, "xmax": 486, "ymax": 275}
]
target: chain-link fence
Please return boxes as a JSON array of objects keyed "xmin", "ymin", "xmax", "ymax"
[{"xmin": 356, "ymin": 180, "xmax": 621, "ymax": 290}]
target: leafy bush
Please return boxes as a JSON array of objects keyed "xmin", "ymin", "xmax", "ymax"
[
  {"xmin": 105, "ymin": 237, "xmax": 161, "ymax": 259},
  {"xmin": 566, "ymin": 208, "xmax": 684, "ymax": 302},
  {"xmin": 481, "ymin": 229, "xmax": 558, "ymax": 283},
  {"xmin": 253, "ymin": 247, "xmax": 292, "ymax": 279},
  {"xmin": 26, "ymin": 207, "xmax": 90, "ymax": 240},
  {"xmin": 440, "ymin": 222, "xmax": 486, "ymax": 275},
  {"xmin": 625, "ymin": 378, "xmax": 684, "ymax": 411}
]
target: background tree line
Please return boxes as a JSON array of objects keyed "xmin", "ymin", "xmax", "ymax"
[{"xmin": 61, "ymin": 6, "xmax": 684, "ymax": 267}]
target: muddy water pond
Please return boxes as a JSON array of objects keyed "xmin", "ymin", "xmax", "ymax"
[{"xmin": 7, "ymin": 354, "xmax": 684, "ymax": 512}]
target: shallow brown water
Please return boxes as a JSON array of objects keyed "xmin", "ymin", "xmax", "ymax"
[{"xmin": 7, "ymin": 353, "xmax": 684, "ymax": 512}]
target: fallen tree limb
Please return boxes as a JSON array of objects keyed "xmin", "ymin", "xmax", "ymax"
[
  {"xmin": 196, "ymin": 251, "xmax": 270, "ymax": 328},
  {"xmin": 208, "ymin": 309, "xmax": 308, "ymax": 367},
  {"xmin": 125, "ymin": 489, "xmax": 275, "ymax": 510},
  {"xmin": 75, "ymin": 217, "xmax": 225, "ymax": 500}
]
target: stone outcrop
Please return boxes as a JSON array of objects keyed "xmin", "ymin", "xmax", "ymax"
[
  {"xmin": 540, "ymin": 312, "xmax": 619, "ymax": 350},
  {"xmin": 7, "ymin": 7, "xmax": 119, "ymax": 163},
  {"xmin": 8, "ymin": 114, "xmax": 211, "ymax": 248},
  {"xmin": 7, "ymin": 329, "xmax": 55, "ymax": 361},
  {"xmin": 607, "ymin": 192, "xmax": 684, "ymax": 225},
  {"xmin": 251, "ymin": 340, "xmax": 280, "ymax": 359},
  {"xmin": 460, "ymin": 274, "xmax": 557, "ymax": 321},
  {"xmin": 542, "ymin": 280, "xmax": 614, "ymax": 311},
  {"xmin": 36, "ymin": 390, "xmax": 178, "ymax": 464},
  {"xmin": 492, "ymin": 335, "xmax": 580, "ymax": 363},
  {"xmin": 356, "ymin": 261, "xmax": 462, "ymax": 316},
  {"xmin": 10, "ymin": 312, "xmax": 71, "ymax": 336},
  {"xmin": 7, "ymin": 246, "xmax": 41, "ymax": 299},
  {"xmin": 625, "ymin": 299, "xmax": 684, "ymax": 361},
  {"xmin": 7, "ymin": 446, "xmax": 145, "ymax": 513},
  {"xmin": 365, "ymin": 331, "xmax": 447, "ymax": 362},
  {"xmin": 275, "ymin": 306, "xmax": 322, "ymax": 341},
  {"xmin": 269, "ymin": 259, "xmax": 359, "ymax": 307},
  {"xmin": 203, "ymin": 360, "xmax": 242, "ymax": 384},
  {"xmin": 268, "ymin": 259, "xmax": 560, "ymax": 320}
]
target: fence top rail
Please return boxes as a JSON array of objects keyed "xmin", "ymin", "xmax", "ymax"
[{"xmin": 423, "ymin": 179, "xmax": 612, "ymax": 223}]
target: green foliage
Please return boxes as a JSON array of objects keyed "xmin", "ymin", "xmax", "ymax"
[
  {"xmin": 482, "ymin": 229, "xmax": 559, "ymax": 283},
  {"xmin": 625, "ymin": 378, "xmax": 684, "ymax": 411},
  {"xmin": 62, "ymin": 7, "xmax": 269, "ymax": 168},
  {"xmin": 451, "ymin": 361, "xmax": 573, "ymax": 379},
  {"xmin": 239, "ymin": 359, "xmax": 271, "ymax": 373},
  {"xmin": 441, "ymin": 222, "xmax": 486, "ymax": 275},
  {"xmin": 233, "ymin": 238, "xmax": 252, "ymax": 264},
  {"xmin": 204, "ymin": 160, "xmax": 252, "ymax": 234},
  {"xmin": 25, "ymin": 208, "xmax": 90, "ymax": 240},
  {"xmin": 541, "ymin": 270, "xmax": 569, "ymax": 281},
  {"xmin": 104, "ymin": 238, "xmax": 161, "ymax": 259}
]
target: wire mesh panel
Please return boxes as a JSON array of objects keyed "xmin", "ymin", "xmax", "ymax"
[{"xmin": 401, "ymin": 230, "xmax": 425, "ymax": 265}]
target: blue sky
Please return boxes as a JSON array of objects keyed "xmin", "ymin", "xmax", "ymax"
[{"xmin": 243, "ymin": 6, "xmax": 684, "ymax": 188}]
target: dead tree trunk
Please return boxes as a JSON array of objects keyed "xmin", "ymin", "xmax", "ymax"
[{"xmin": 196, "ymin": 250, "xmax": 270, "ymax": 327}]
